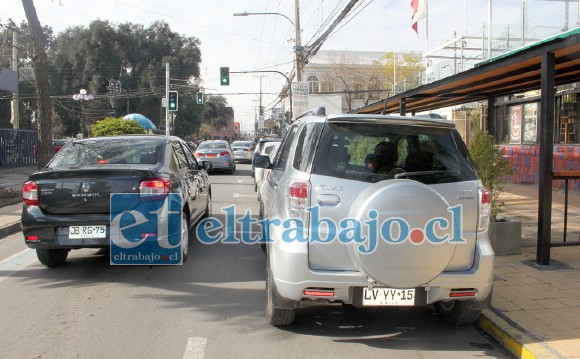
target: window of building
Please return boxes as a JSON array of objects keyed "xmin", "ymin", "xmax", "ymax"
[
  {"xmin": 504, "ymin": 103, "xmax": 538, "ymax": 145},
  {"xmin": 307, "ymin": 76, "xmax": 319, "ymax": 94},
  {"xmin": 557, "ymin": 93, "xmax": 579, "ymax": 144}
]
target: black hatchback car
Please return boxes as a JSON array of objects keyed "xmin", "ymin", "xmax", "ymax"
[{"xmin": 21, "ymin": 135, "xmax": 212, "ymax": 267}]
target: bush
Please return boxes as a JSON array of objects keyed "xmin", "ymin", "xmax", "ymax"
[
  {"xmin": 90, "ymin": 117, "xmax": 145, "ymax": 137},
  {"xmin": 468, "ymin": 129, "xmax": 513, "ymax": 220}
]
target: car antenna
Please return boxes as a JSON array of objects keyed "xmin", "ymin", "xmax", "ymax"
[{"xmin": 381, "ymin": 91, "xmax": 391, "ymax": 115}]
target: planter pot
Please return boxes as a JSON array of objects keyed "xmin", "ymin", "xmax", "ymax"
[{"xmin": 489, "ymin": 220, "xmax": 522, "ymax": 255}]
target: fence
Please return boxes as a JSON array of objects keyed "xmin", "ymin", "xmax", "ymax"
[{"xmin": 0, "ymin": 128, "xmax": 37, "ymax": 168}]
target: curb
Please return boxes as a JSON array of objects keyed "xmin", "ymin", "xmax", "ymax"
[
  {"xmin": 0, "ymin": 222, "xmax": 21, "ymax": 240},
  {"xmin": 477, "ymin": 308, "xmax": 564, "ymax": 359}
]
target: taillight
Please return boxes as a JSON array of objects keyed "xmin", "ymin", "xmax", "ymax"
[
  {"xmin": 195, "ymin": 152, "xmax": 203, "ymax": 157},
  {"xmin": 287, "ymin": 180, "xmax": 310, "ymax": 223},
  {"xmin": 219, "ymin": 151, "xmax": 230, "ymax": 157},
  {"xmin": 478, "ymin": 187, "xmax": 491, "ymax": 231},
  {"xmin": 22, "ymin": 181, "xmax": 39, "ymax": 206},
  {"xmin": 139, "ymin": 178, "xmax": 170, "ymax": 200}
]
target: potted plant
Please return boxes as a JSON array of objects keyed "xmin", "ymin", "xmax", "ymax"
[{"xmin": 468, "ymin": 128, "xmax": 521, "ymax": 255}]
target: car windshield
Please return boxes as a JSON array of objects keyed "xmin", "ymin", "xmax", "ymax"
[
  {"xmin": 232, "ymin": 141, "xmax": 253, "ymax": 147},
  {"xmin": 312, "ymin": 122, "xmax": 476, "ymax": 185},
  {"xmin": 198, "ymin": 142, "xmax": 228, "ymax": 150},
  {"xmin": 48, "ymin": 138, "xmax": 163, "ymax": 169}
]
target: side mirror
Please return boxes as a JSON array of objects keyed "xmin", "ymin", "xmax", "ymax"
[
  {"xmin": 253, "ymin": 154, "xmax": 271, "ymax": 169},
  {"xmin": 202, "ymin": 161, "xmax": 213, "ymax": 171}
]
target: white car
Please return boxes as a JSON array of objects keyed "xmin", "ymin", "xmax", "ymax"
[{"xmin": 255, "ymin": 142, "xmax": 280, "ymax": 200}]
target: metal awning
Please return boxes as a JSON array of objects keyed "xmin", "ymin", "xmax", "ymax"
[
  {"xmin": 353, "ymin": 28, "xmax": 580, "ymax": 266},
  {"xmin": 353, "ymin": 28, "xmax": 580, "ymax": 115}
]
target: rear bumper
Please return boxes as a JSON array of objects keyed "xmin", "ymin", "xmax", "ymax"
[
  {"xmin": 199, "ymin": 158, "xmax": 231, "ymax": 170},
  {"xmin": 269, "ymin": 234, "xmax": 494, "ymax": 305},
  {"xmin": 233, "ymin": 152, "xmax": 252, "ymax": 162},
  {"xmin": 22, "ymin": 205, "xmax": 111, "ymax": 249}
]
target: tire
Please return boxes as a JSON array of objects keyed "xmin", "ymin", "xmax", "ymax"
[
  {"xmin": 260, "ymin": 202, "xmax": 267, "ymax": 252},
  {"xmin": 202, "ymin": 192, "xmax": 212, "ymax": 219},
  {"xmin": 266, "ymin": 260, "xmax": 296, "ymax": 326},
  {"xmin": 435, "ymin": 300, "xmax": 483, "ymax": 326},
  {"xmin": 181, "ymin": 213, "xmax": 189, "ymax": 263},
  {"xmin": 228, "ymin": 162, "xmax": 235, "ymax": 175},
  {"xmin": 36, "ymin": 248, "xmax": 69, "ymax": 267}
]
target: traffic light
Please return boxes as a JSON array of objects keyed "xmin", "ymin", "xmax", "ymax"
[
  {"xmin": 168, "ymin": 91, "xmax": 178, "ymax": 111},
  {"xmin": 196, "ymin": 92, "xmax": 204, "ymax": 104},
  {"xmin": 220, "ymin": 67, "xmax": 230, "ymax": 86}
]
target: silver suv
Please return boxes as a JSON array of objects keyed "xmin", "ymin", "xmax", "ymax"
[{"xmin": 255, "ymin": 108, "xmax": 494, "ymax": 326}]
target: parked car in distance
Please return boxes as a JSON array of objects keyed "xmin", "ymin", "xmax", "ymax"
[
  {"xmin": 252, "ymin": 137, "xmax": 281, "ymax": 178},
  {"xmin": 21, "ymin": 135, "xmax": 213, "ymax": 267},
  {"xmin": 255, "ymin": 107, "xmax": 494, "ymax": 327},
  {"xmin": 52, "ymin": 139, "xmax": 69, "ymax": 153},
  {"xmin": 255, "ymin": 141, "xmax": 280, "ymax": 196},
  {"xmin": 194, "ymin": 140, "xmax": 236, "ymax": 174},
  {"xmin": 231, "ymin": 140, "xmax": 256, "ymax": 163}
]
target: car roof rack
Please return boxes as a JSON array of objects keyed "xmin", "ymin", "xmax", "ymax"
[{"xmin": 295, "ymin": 107, "xmax": 326, "ymax": 120}]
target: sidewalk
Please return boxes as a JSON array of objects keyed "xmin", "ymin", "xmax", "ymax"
[
  {"xmin": 0, "ymin": 167, "xmax": 579, "ymax": 358},
  {"xmin": 0, "ymin": 166, "xmax": 36, "ymax": 238},
  {"xmin": 477, "ymin": 183, "xmax": 580, "ymax": 359}
]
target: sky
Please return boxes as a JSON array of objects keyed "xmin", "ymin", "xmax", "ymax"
[{"xmin": 4, "ymin": 0, "xmax": 575, "ymax": 134}]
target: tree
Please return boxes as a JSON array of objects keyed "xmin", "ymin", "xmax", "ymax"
[
  {"xmin": 47, "ymin": 20, "xmax": 202, "ymax": 136},
  {"xmin": 171, "ymin": 86, "xmax": 204, "ymax": 138},
  {"xmin": 319, "ymin": 52, "xmax": 386, "ymax": 111},
  {"xmin": 468, "ymin": 129, "xmax": 513, "ymax": 220},
  {"xmin": 202, "ymin": 95, "xmax": 231, "ymax": 130},
  {"xmin": 21, "ymin": 0, "xmax": 53, "ymax": 169},
  {"xmin": 380, "ymin": 52, "xmax": 424, "ymax": 95},
  {"xmin": 90, "ymin": 117, "xmax": 145, "ymax": 137},
  {"xmin": 198, "ymin": 123, "xmax": 214, "ymax": 140}
]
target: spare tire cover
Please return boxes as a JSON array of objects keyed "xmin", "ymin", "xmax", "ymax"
[{"xmin": 346, "ymin": 180, "xmax": 456, "ymax": 288}]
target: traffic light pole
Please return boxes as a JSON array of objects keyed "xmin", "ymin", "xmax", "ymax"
[
  {"xmin": 165, "ymin": 63, "xmax": 170, "ymax": 136},
  {"xmin": 231, "ymin": 70, "xmax": 293, "ymax": 121}
]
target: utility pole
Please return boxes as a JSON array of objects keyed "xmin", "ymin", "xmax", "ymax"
[
  {"xmin": 165, "ymin": 63, "xmax": 170, "ymax": 136},
  {"xmin": 295, "ymin": 0, "xmax": 303, "ymax": 82},
  {"xmin": 11, "ymin": 29, "xmax": 19, "ymax": 129}
]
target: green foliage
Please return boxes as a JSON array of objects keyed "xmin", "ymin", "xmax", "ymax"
[
  {"xmin": 90, "ymin": 117, "xmax": 145, "ymax": 137},
  {"xmin": 198, "ymin": 123, "xmax": 215, "ymax": 140},
  {"xmin": 202, "ymin": 95, "xmax": 232, "ymax": 130},
  {"xmin": 468, "ymin": 129, "xmax": 513, "ymax": 220},
  {"xmin": 348, "ymin": 136, "xmax": 380, "ymax": 164},
  {"xmin": 46, "ymin": 19, "xmax": 202, "ymax": 136}
]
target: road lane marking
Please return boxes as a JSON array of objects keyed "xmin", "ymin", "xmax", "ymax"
[
  {"xmin": 0, "ymin": 248, "xmax": 36, "ymax": 284},
  {"xmin": 233, "ymin": 193, "xmax": 256, "ymax": 198},
  {"xmin": 183, "ymin": 336, "xmax": 207, "ymax": 359}
]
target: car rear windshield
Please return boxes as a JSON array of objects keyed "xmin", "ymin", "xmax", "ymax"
[
  {"xmin": 198, "ymin": 142, "xmax": 228, "ymax": 150},
  {"xmin": 48, "ymin": 138, "xmax": 163, "ymax": 169},
  {"xmin": 312, "ymin": 122, "xmax": 476, "ymax": 185},
  {"xmin": 232, "ymin": 141, "xmax": 253, "ymax": 147}
]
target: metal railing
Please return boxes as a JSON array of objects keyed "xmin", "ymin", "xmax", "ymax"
[{"xmin": 0, "ymin": 128, "xmax": 37, "ymax": 168}]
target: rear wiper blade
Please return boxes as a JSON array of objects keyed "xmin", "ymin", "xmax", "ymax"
[{"xmin": 394, "ymin": 170, "xmax": 448, "ymax": 179}]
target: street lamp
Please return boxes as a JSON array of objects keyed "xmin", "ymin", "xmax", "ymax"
[
  {"xmin": 233, "ymin": 7, "xmax": 302, "ymax": 81},
  {"xmin": 72, "ymin": 89, "xmax": 94, "ymax": 138}
]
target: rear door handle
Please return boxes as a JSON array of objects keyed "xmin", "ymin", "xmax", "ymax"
[{"xmin": 317, "ymin": 194, "xmax": 341, "ymax": 207}]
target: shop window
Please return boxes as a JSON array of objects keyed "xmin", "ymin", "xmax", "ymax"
[
  {"xmin": 523, "ymin": 103, "xmax": 538, "ymax": 143},
  {"xmin": 558, "ymin": 93, "xmax": 579, "ymax": 144},
  {"xmin": 508, "ymin": 103, "xmax": 538, "ymax": 144}
]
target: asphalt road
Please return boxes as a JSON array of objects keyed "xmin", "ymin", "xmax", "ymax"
[{"xmin": 0, "ymin": 164, "xmax": 510, "ymax": 359}]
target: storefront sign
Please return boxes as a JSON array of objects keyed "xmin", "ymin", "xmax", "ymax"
[{"xmin": 510, "ymin": 105, "xmax": 522, "ymax": 144}]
